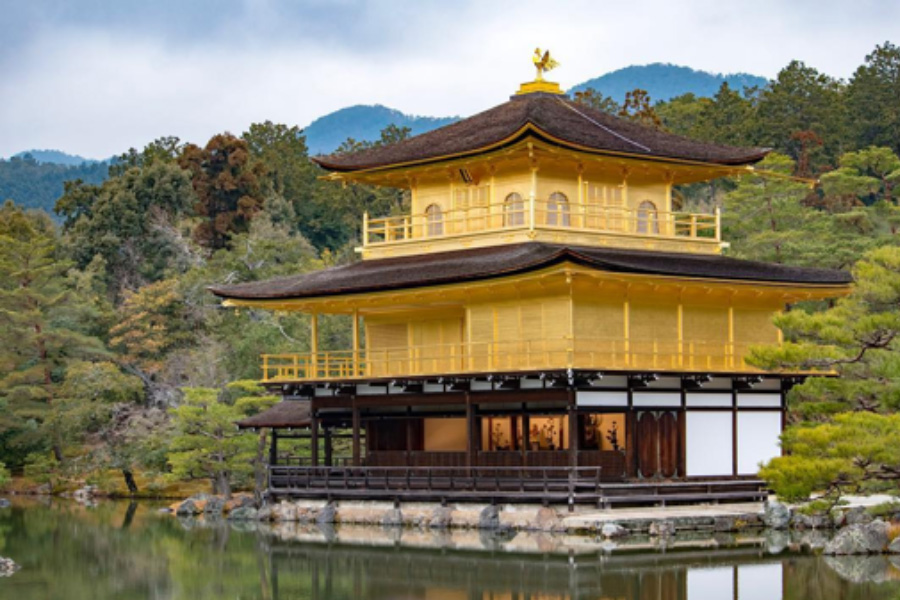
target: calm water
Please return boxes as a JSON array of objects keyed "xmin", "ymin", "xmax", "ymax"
[{"xmin": 2, "ymin": 500, "xmax": 900, "ymax": 599}]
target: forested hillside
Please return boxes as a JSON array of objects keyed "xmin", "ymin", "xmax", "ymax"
[
  {"xmin": 1, "ymin": 42, "xmax": 898, "ymax": 501},
  {"xmin": 0, "ymin": 154, "xmax": 108, "ymax": 214},
  {"xmin": 570, "ymin": 63, "xmax": 767, "ymax": 102}
]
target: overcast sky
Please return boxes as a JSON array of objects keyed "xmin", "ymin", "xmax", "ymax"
[{"xmin": 1, "ymin": 0, "xmax": 897, "ymax": 159}]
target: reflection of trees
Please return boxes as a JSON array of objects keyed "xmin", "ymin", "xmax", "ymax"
[
  {"xmin": 784, "ymin": 555, "xmax": 900, "ymax": 600},
  {"xmin": 3, "ymin": 502, "xmax": 900, "ymax": 600}
]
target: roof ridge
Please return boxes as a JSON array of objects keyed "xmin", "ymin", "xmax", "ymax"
[{"xmin": 554, "ymin": 98, "xmax": 652, "ymax": 153}]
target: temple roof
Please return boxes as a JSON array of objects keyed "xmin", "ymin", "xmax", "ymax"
[
  {"xmin": 312, "ymin": 93, "xmax": 770, "ymax": 172},
  {"xmin": 236, "ymin": 401, "xmax": 311, "ymax": 429},
  {"xmin": 209, "ymin": 242, "xmax": 852, "ymax": 302}
]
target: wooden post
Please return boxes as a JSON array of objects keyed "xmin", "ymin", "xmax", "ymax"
[
  {"xmin": 269, "ymin": 428, "xmax": 278, "ymax": 466},
  {"xmin": 310, "ymin": 407, "xmax": 319, "ymax": 467},
  {"xmin": 568, "ymin": 389, "xmax": 578, "ymax": 469},
  {"xmin": 465, "ymin": 392, "xmax": 475, "ymax": 472},
  {"xmin": 352, "ymin": 308, "xmax": 360, "ymax": 377},
  {"xmin": 351, "ymin": 398, "xmax": 361, "ymax": 467},
  {"xmin": 406, "ymin": 408, "xmax": 413, "ymax": 464},
  {"xmin": 521, "ymin": 404, "xmax": 530, "ymax": 464},
  {"xmin": 311, "ymin": 313, "xmax": 319, "ymax": 377},
  {"xmin": 324, "ymin": 428, "xmax": 333, "ymax": 467}
]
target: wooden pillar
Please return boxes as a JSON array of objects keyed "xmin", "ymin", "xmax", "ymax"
[
  {"xmin": 521, "ymin": 404, "xmax": 530, "ymax": 464},
  {"xmin": 568, "ymin": 389, "xmax": 578, "ymax": 468},
  {"xmin": 465, "ymin": 393, "xmax": 476, "ymax": 471},
  {"xmin": 269, "ymin": 428, "xmax": 278, "ymax": 466},
  {"xmin": 311, "ymin": 313, "xmax": 319, "ymax": 376},
  {"xmin": 310, "ymin": 407, "xmax": 319, "ymax": 467},
  {"xmin": 324, "ymin": 428, "xmax": 333, "ymax": 467},
  {"xmin": 352, "ymin": 308, "xmax": 360, "ymax": 377},
  {"xmin": 406, "ymin": 408, "xmax": 413, "ymax": 464},
  {"xmin": 351, "ymin": 397, "xmax": 361, "ymax": 467},
  {"xmin": 625, "ymin": 379, "xmax": 637, "ymax": 478}
]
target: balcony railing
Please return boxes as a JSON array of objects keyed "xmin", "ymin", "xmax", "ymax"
[
  {"xmin": 260, "ymin": 337, "xmax": 761, "ymax": 382},
  {"xmin": 363, "ymin": 198, "xmax": 720, "ymax": 247}
]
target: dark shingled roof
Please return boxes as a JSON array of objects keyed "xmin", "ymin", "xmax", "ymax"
[
  {"xmin": 236, "ymin": 401, "xmax": 311, "ymax": 429},
  {"xmin": 210, "ymin": 242, "xmax": 852, "ymax": 301},
  {"xmin": 313, "ymin": 93, "xmax": 769, "ymax": 172}
]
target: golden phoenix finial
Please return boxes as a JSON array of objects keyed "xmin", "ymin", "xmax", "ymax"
[{"xmin": 532, "ymin": 48, "xmax": 560, "ymax": 81}]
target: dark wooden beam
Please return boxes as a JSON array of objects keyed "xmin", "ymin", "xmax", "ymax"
[
  {"xmin": 352, "ymin": 397, "xmax": 361, "ymax": 467},
  {"xmin": 310, "ymin": 410, "xmax": 319, "ymax": 467}
]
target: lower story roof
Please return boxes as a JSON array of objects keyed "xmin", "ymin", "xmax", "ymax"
[{"xmin": 236, "ymin": 401, "xmax": 311, "ymax": 429}]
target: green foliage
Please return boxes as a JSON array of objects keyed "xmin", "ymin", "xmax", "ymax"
[
  {"xmin": 55, "ymin": 160, "xmax": 196, "ymax": 299},
  {"xmin": 0, "ymin": 154, "xmax": 108, "ymax": 214},
  {"xmin": 846, "ymin": 42, "xmax": 900, "ymax": 155},
  {"xmin": 0, "ymin": 461, "xmax": 10, "ymax": 488},
  {"xmin": 0, "ymin": 201, "xmax": 107, "ymax": 466},
  {"xmin": 167, "ymin": 386, "xmax": 275, "ymax": 497},
  {"xmin": 760, "ymin": 412, "xmax": 900, "ymax": 502},
  {"xmin": 23, "ymin": 452, "xmax": 62, "ymax": 492}
]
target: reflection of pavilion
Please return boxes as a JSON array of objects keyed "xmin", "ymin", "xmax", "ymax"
[
  {"xmin": 260, "ymin": 538, "xmax": 788, "ymax": 600},
  {"xmin": 216, "ymin": 55, "xmax": 851, "ymax": 506}
]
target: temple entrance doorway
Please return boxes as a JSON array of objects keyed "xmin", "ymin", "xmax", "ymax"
[{"xmin": 635, "ymin": 411, "xmax": 679, "ymax": 478}]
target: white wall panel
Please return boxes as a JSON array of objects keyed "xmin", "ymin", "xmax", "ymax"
[
  {"xmin": 576, "ymin": 391, "xmax": 627, "ymax": 407},
  {"xmin": 686, "ymin": 411, "xmax": 733, "ymax": 476},
  {"xmin": 686, "ymin": 393, "xmax": 732, "ymax": 407},
  {"xmin": 737, "ymin": 393, "xmax": 782, "ymax": 408},
  {"xmin": 737, "ymin": 411, "xmax": 782, "ymax": 475},
  {"xmin": 632, "ymin": 392, "xmax": 681, "ymax": 407}
]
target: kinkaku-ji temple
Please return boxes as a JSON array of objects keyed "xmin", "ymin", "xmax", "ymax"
[{"xmin": 211, "ymin": 52, "xmax": 852, "ymax": 507}]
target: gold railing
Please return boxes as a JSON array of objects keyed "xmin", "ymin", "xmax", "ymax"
[
  {"xmin": 261, "ymin": 337, "xmax": 758, "ymax": 382},
  {"xmin": 363, "ymin": 199, "xmax": 720, "ymax": 246}
]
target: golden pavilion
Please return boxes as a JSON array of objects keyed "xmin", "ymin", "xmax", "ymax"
[{"xmin": 212, "ymin": 55, "xmax": 851, "ymax": 506}]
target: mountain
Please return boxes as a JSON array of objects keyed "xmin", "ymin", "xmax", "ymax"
[
  {"xmin": 569, "ymin": 63, "xmax": 767, "ymax": 103},
  {"xmin": 12, "ymin": 149, "xmax": 100, "ymax": 166},
  {"xmin": 0, "ymin": 154, "xmax": 108, "ymax": 216},
  {"xmin": 303, "ymin": 105, "xmax": 458, "ymax": 155}
]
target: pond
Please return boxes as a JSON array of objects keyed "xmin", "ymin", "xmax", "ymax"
[{"xmin": 1, "ymin": 499, "xmax": 900, "ymax": 599}]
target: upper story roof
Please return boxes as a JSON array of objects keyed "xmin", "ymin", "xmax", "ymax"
[
  {"xmin": 312, "ymin": 92, "xmax": 770, "ymax": 173},
  {"xmin": 209, "ymin": 242, "xmax": 852, "ymax": 303}
]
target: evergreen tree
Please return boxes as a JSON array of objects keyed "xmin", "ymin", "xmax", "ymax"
[
  {"xmin": 0, "ymin": 202, "xmax": 106, "ymax": 466},
  {"xmin": 846, "ymin": 42, "xmax": 900, "ymax": 155}
]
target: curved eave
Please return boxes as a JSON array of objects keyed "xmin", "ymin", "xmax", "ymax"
[
  {"xmin": 209, "ymin": 259, "xmax": 852, "ymax": 309},
  {"xmin": 312, "ymin": 123, "xmax": 770, "ymax": 176}
]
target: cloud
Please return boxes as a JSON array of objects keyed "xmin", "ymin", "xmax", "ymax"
[{"xmin": 1, "ymin": 0, "xmax": 898, "ymax": 158}]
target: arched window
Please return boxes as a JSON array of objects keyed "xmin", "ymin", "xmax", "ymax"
[
  {"xmin": 425, "ymin": 203, "xmax": 444, "ymax": 237},
  {"xmin": 546, "ymin": 191, "xmax": 570, "ymax": 226},
  {"xmin": 504, "ymin": 193, "xmax": 525, "ymax": 227},
  {"xmin": 636, "ymin": 200, "xmax": 659, "ymax": 234}
]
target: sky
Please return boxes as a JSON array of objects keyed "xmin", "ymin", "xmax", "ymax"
[{"xmin": 1, "ymin": 0, "xmax": 897, "ymax": 159}]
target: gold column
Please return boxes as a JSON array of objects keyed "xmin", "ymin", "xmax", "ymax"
[
  {"xmin": 352, "ymin": 308, "xmax": 360, "ymax": 377},
  {"xmin": 310, "ymin": 313, "xmax": 319, "ymax": 377}
]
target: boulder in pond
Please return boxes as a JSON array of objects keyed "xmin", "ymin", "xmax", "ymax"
[
  {"xmin": 649, "ymin": 520, "xmax": 676, "ymax": 537},
  {"xmin": 428, "ymin": 506, "xmax": 453, "ymax": 529},
  {"xmin": 763, "ymin": 500, "xmax": 792, "ymax": 529},
  {"xmin": 0, "ymin": 499, "xmax": 10, "ymax": 509},
  {"xmin": 600, "ymin": 523, "xmax": 628, "ymax": 539},
  {"xmin": 792, "ymin": 511, "xmax": 833, "ymax": 530},
  {"xmin": 478, "ymin": 505, "xmax": 501, "ymax": 530},
  {"xmin": 824, "ymin": 520, "xmax": 890, "ymax": 555},
  {"xmin": 0, "ymin": 557, "xmax": 20, "ymax": 576},
  {"xmin": 227, "ymin": 506, "xmax": 258, "ymax": 521},
  {"xmin": 175, "ymin": 499, "xmax": 203, "ymax": 516},
  {"xmin": 316, "ymin": 502, "xmax": 337, "ymax": 525},
  {"xmin": 204, "ymin": 496, "xmax": 226, "ymax": 515}
]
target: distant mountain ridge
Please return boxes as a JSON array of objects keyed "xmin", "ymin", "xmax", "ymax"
[
  {"xmin": 13, "ymin": 149, "xmax": 101, "ymax": 166},
  {"xmin": 303, "ymin": 105, "xmax": 459, "ymax": 156},
  {"xmin": 569, "ymin": 63, "xmax": 767, "ymax": 103}
]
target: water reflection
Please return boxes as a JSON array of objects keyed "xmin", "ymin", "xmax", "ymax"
[{"xmin": 1, "ymin": 500, "xmax": 899, "ymax": 600}]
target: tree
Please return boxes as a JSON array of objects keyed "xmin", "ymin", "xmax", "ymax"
[
  {"xmin": 0, "ymin": 202, "xmax": 107, "ymax": 466},
  {"xmin": 755, "ymin": 61, "xmax": 847, "ymax": 173},
  {"xmin": 618, "ymin": 89, "xmax": 663, "ymax": 129},
  {"xmin": 821, "ymin": 146, "xmax": 900, "ymax": 206},
  {"xmin": 179, "ymin": 133, "xmax": 267, "ymax": 251},
  {"xmin": 55, "ymin": 161, "xmax": 197, "ymax": 300},
  {"xmin": 167, "ymin": 384, "xmax": 277, "ymax": 497},
  {"xmin": 760, "ymin": 412, "xmax": 900, "ymax": 503},
  {"xmin": 572, "ymin": 88, "xmax": 621, "ymax": 114},
  {"xmin": 748, "ymin": 246, "xmax": 900, "ymax": 421},
  {"xmin": 846, "ymin": 42, "xmax": 900, "ymax": 155},
  {"xmin": 109, "ymin": 136, "xmax": 184, "ymax": 177}
]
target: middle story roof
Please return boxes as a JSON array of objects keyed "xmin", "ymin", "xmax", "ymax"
[{"xmin": 209, "ymin": 242, "xmax": 852, "ymax": 302}]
